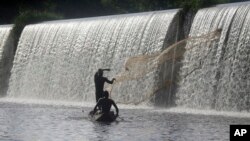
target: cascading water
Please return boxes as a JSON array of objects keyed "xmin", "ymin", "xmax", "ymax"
[
  {"xmin": 0, "ymin": 25, "xmax": 14, "ymax": 96},
  {"xmin": 7, "ymin": 10, "xmax": 180, "ymax": 103},
  {"xmin": 2, "ymin": 4, "xmax": 250, "ymax": 141},
  {"xmin": 177, "ymin": 3, "xmax": 250, "ymax": 111}
]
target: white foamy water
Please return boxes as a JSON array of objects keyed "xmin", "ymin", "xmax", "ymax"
[
  {"xmin": 7, "ymin": 10, "xmax": 180, "ymax": 105},
  {"xmin": 177, "ymin": 3, "xmax": 250, "ymax": 111},
  {"xmin": 0, "ymin": 25, "xmax": 14, "ymax": 96}
]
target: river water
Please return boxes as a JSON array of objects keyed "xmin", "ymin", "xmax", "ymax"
[{"xmin": 1, "ymin": 101, "xmax": 250, "ymax": 141}]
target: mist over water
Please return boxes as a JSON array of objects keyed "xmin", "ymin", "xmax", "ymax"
[{"xmin": 177, "ymin": 4, "xmax": 250, "ymax": 111}]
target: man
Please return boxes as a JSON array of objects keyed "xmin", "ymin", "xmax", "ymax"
[
  {"xmin": 94, "ymin": 68, "xmax": 115, "ymax": 102},
  {"xmin": 92, "ymin": 91, "xmax": 119, "ymax": 117}
]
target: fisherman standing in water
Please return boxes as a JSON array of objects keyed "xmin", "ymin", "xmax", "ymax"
[{"xmin": 94, "ymin": 68, "xmax": 115, "ymax": 103}]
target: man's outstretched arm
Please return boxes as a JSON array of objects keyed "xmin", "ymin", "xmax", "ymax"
[
  {"xmin": 105, "ymin": 78, "xmax": 116, "ymax": 84},
  {"xmin": 100, "ymin": 68, "xmax": 110, "ymax": 71}
]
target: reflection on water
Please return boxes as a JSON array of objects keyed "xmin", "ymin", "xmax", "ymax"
[{"xmin": 0, "ymin": 102, "xmax": 250, "ymax": 141}]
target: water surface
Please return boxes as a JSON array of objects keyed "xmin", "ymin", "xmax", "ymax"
[{"xmin": 1, "ymin": 102, "xmax": 250, "ymax": 141}]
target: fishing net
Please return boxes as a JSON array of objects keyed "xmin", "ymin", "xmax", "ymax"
[
  {"xmin": 115, "ymin": 29, "xmax": 221, "ymax": 82},
  {"xmin": 109, "ymin": 29, "xmax": 222, "ymax": 104}
]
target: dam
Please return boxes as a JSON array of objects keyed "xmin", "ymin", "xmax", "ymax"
[{"xmin": 0, "ymin": 2, "xmax": 250, "ymax": 141}]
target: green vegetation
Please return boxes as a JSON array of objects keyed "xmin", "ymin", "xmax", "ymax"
[
  {"xmin": 176, "ymin": 0, "xmax": 230, "ymax": 12},
  {"xmin": 12, "ymin": 10, "xmax": 63, "ymax": 54},
  {"xmin": 101, "ymin": 0, "xmax": 230, "ymax": 13},
  {"xmin": 0, "ymin": 0, "xmax": 242, "ymax": 24}
]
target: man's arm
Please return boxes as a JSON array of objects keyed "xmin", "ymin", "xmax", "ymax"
[
  {"xmin": 102, "ymin": 68, "xmax": 111, "ymax": 71},
  {"xmin": 99, "ymin": 68, "xmax": 110, "ymax": 72},
  {"xmin": 93, "ymin": 100, "xmax": 101, "ymax": 114},
  {"xmin": 112, "ymin": 101, "xmax": 119, "ymax": 117},
  {"xmin": 105, "ymin": 78, "xmax": 116, "ymax": 84},
  {"xmin": 92, "ymin": 104, "xmax": 98, "ymax": 115}
]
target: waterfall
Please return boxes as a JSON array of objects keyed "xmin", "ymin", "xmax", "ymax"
[
  {"xmin": 177, "ymin": 3, "xmax": 250, "ymax": 111},
  {"xmin": 0, "ymin": 25, "xmax": 14, "ymax": 96},
  {"xmin": 7, "ymin": 10, "xmax": 180, "ymax": 103}
]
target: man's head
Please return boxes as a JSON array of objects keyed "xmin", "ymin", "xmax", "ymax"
[
  {"xmin": 103, "ymin": 91, "xmax": 109, "ymax": 99},
  {"xmin": 98, "ymin": 69, "xmax": 103, "ymax": 76}
]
